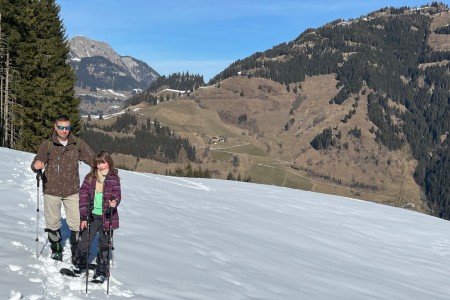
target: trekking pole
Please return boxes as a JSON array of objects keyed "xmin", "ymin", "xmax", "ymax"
[
  {"xmin": 107, "ymin": 205, "xmax": 114, "ymax": 295},
  {"xmin": 111, "ymin": 233, "xmax": 114, "ymax": 268},
  {"xmin": 85, "ymin": 197, "xmax": 92, "ymax": 294},
  {"xmin": 35, "ymin": 170, "xmax": 42, "ymax": 259}
]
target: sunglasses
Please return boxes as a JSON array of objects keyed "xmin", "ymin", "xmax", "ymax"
[{"xmin": 56, "ymin": 125, "xmax": 71, "ymax": 131}]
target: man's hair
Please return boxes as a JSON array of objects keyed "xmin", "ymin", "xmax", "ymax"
[{"xmin": 55, "ymin": 115, "xmax": 70, "ymax": 123}]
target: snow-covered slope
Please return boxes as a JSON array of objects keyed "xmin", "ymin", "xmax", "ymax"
[{"xmin": 2, "ymin": 147, "xmax": 450, "ymax": 299}]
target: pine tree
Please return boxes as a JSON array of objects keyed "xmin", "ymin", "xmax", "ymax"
[
  {"xmin": 0, "ymin": 0, "xmax": 30, "ymax": 148},
  {"xmin": 1, "ymin": 0, "xmax": 78, "ymax": 152}
]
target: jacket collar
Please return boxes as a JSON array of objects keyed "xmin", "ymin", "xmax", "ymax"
[{"xmin": 51, "ymin": 131, "xmax": 76, "ymax": 146}]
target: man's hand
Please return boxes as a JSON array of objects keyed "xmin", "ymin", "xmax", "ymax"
[{"xmin": 34, "ymin": 160, "xmax": 45, "ymax": 170}]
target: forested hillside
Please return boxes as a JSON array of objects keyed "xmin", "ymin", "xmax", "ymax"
[
  {"xmin": 82, "ymin": 113, "xmax": 196, "ymax": 164},
  {"xmin": 208, "ymin": 3, "xmax": 450, "ymax": 219},
  {"xmin": 73, "ymin": 56, "xmax": 144, "ymax": 91},
  {"xmin": 125, "ymin": 72, "xmax": 205, "ymax": 107}
]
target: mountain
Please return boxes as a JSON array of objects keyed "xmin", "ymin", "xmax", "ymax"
[
  {"xmin": 83, "ymin": 4, "xmax": 450, "ymax": 219},
  {"xmin": 68, "ymin": 36, "xmax": 159, "ymax": 115},
  {"xmin": 205, "ymin": 3, "xmax": 450, "ymax": 217}
]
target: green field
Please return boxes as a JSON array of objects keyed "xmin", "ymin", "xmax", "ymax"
[{"xmin": 139, "ymin": 100, "xmax": 313, "ymax": 192}]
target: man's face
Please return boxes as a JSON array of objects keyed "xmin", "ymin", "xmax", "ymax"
[{"xmin": 54, "ymin": 121, "xmax": 71, "ymax": 141}]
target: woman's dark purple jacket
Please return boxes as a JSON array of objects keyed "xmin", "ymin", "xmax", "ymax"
[{"xmin": 79, "ymin": 171, "xmax": 121, "ymax": 230}]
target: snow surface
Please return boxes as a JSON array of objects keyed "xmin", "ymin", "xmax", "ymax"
[{"xmin": 2, "ymin": 147, "xmax": 450, "ymax": 299}]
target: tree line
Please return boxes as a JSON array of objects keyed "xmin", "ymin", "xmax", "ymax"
[
  {"xmin": 124, "ymin": 72, "xmax": 205, "ymax": 107},
  {"xmin": 83, "ymin": 113, "xmax": 196, "ymax": 163}
]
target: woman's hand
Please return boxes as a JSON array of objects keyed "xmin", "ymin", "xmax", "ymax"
[
  {"xmin": 80, "ymin": 220, "xmax": 88, "ymax": 230},
  {"xmin": 109, "ymin": 199, "xmax": 117, "ymax": 208}
]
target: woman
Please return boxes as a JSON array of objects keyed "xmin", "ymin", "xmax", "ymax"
[{"xmin": 74, "ymin": 150, "xmax": 121, "ymax": 282}]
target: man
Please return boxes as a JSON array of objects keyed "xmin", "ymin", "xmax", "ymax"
[{"xmin": 31, "ymin": 115, "xmax": 95, "ymax": 262}]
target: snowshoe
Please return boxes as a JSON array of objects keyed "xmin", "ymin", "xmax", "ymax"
[
  {"xmin": 59, "ymin": 263, "xmax": 96, "ymax": 278},
  {"xmin": 60, "ymin": 268, "xmax": 79, "ymax": 277},
  {"xmin": 90, "ymin": 274, "xmax": 107, "ymax": 284}
]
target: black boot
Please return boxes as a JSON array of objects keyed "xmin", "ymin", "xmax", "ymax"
[
  {"xmin": 94, "ymin": 247, "xmax": 109, "ymax": 281},
  {"xmin": 46, "ymin": 229, "xmax": 62, "ymax": 261},
  {"xmin": 73, "ymin": 250, "xmax": 87, "ymax": 270},
  {"xmin": 70, "ymin": 231, "xmax": 80, "ymax": 265}
]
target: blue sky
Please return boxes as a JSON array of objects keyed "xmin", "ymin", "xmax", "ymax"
[{"xmin": 56, "ymin": 0, "xmax": 444, "ymax": 81}]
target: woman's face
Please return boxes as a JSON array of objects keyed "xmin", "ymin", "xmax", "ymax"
[{"xmin": 97, "ymin": 160, "xmax": 109, "ymax": 171}]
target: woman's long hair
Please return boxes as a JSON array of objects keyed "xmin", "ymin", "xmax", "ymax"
[{"xmin": 87, "ymin": 150, "xmax": 119, "ymax": 181}]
